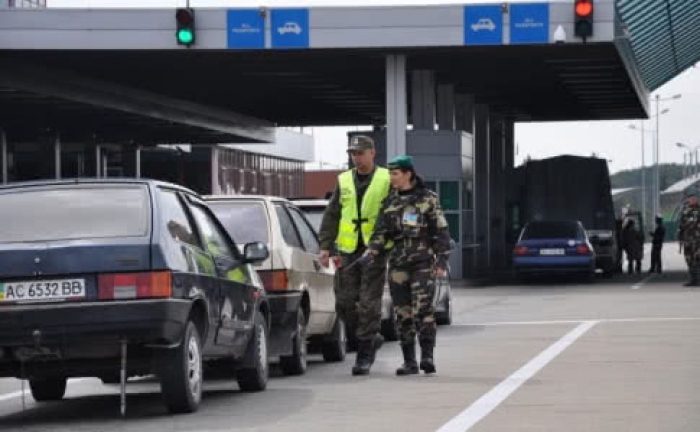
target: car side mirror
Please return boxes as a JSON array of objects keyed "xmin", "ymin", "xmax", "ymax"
[{"xmin": 243, "ymin": 242, "xmax": 269, "ymax": 263}]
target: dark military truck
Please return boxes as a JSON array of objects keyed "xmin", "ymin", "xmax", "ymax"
[{"xmin": 508, "ymin": 155, "xmax": 619, "ymax": 276}]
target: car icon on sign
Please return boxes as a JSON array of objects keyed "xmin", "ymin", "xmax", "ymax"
[
  {"xmin": 278, "ymin": 22, "xmax": 302, "ymax": 35},
  {"xmin": 471, "ymin": 18, "xmax": 496, "ymax": 32}
]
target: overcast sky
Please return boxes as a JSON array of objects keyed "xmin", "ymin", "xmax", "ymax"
[{"xmin": 49, "ymin": 0, "xmax": 700, "ymax": 174}]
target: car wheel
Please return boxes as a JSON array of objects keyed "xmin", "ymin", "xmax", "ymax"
[
  {"xmin": 29, "ymin": 377, "xmax": 67, "ymax": 401},
  {"xmin": 237, "ymin": 310, "xmax": 269, "ymax": 392},
  {"xmin": 322, "ymin": 316, "xmax": 347, "ymax": 362},
  {"xmin": 159, "ymin": 320, "xmax": 203, "ymax": 414},
  {"xmin": 280, "ymin": 308, "xmax": 308, "ymax": 376}
]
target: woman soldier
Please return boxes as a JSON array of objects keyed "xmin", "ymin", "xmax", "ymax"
[{"xmin": 358, "ymin": 155, "xmax": 452, "ymax": 375}]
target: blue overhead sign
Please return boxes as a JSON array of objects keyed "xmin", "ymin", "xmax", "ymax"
[
  {"xmin": 227, "ymin": 9, "xmax": 265, "ymax": 49},
  {"xmin": 464, "ymin": 5, "xmax": 503, "ymax": 45},
  {"xmin": 510, "ymin": 3, "xmax": 550, "ymax": 44},
  {"xmin": 271, "ymin": 9, "xmax": 310, "ymax": 49}
]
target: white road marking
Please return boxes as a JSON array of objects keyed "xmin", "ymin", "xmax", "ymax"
[
  {"xmin": 436, "ymin": 321, "xmax": 598, "ymax": 432},
  {"xmin": 631, "ymin": 274, "xmax": 657, "ymax": 290},
  {"xmin": 456, "ymin": 316, "xmax": 700, "ymax": 327}
]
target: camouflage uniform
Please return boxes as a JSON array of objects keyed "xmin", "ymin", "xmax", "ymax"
[
  {"xmin": 366, "ymin": 162, "xmax": 451, "ymax": 374},
  {"xmin": 678, "ymin": 202, "xmax": 700, "ymax": 286}
]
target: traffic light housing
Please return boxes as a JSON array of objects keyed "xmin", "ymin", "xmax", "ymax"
[
  {"xmin": 176, "ymin": 8, "xmax": 195, "ymax": 46},
  {"xmin": 574, "ymin": 0, "xmax": 594, "ymax": 39}
]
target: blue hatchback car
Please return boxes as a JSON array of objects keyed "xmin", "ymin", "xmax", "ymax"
[
  {"xmin": 513, "ymin": 220, "xmax": 596, "ymax": 279},
  {"xmin": 0, "ymin": 179, "xmax": 271, "ymax": 414}
]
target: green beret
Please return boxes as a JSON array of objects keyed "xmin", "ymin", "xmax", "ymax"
[{"xmin": 387, "ymin": 155, "xmax": 415, "ymax": 171}]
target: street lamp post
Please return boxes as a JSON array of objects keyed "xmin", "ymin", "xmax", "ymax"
[
  {"xmin": 653, "ymin": 94, "xmax": 681, "ymax": 220},
  {"xmin": 628, "ymin": 121, "xmax": 663, "ymax": 229},
  {"xmin": 628, "ymin": 121, "xmax": 646, "ymax": 230}
]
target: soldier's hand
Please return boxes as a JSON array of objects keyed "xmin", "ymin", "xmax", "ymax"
[
  {"xmin": 319, "ymin": 250, "xmax": 331, "ymax": 268},
  {"xmin": 356, "ymin": 253, "xmax": 373, "ymax": 268}
]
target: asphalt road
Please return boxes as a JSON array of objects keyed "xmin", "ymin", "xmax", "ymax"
[{"xmin": 1, "ymin": 244, "xmax": 698, "ymax": 431}]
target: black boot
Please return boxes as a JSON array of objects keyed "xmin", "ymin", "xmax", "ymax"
[
  {"xmin": 396, "ymin": 344, "xmax": 419, "ymax": 376},
  {"xmin": 419, "ymin": 341, "xmax": 436, "ymax": 374},
  {"xmin": 369, "ymin": 333, "xmax": 384, "ymax": 366},
  {"xmin": 351, "ymin": 340, "xmax": 373, "ymax": 376}
]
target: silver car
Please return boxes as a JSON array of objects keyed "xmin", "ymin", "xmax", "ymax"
[{"xmin": 207, "ymin": 196, "xmax": 346, "ymax": 375}]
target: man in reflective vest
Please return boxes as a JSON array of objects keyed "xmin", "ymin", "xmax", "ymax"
[{"xmin": 318, "ymin": 135, "xmax": 392, "ymax": 375}]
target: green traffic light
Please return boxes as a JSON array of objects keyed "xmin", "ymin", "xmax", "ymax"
[{"xmin": 177, "ymin": 29, "xmax": 194, "ymax": 44}]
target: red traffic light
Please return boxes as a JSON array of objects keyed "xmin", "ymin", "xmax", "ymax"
[
  {"xmin": 575, "ymin": 0, "xmax": 593, "ymax": 17},
  {"xmin": 176, "ymin": 8, "xmax": 194, "ymax": 25}
]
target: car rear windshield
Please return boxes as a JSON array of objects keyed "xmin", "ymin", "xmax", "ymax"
[
  {"xmin": 522, "ymin": 221, "xmax": 581, "ymax": 240},
  {"xmin": 0, "ymin": 185, "xmax": 151, "ymax": 243},
  {"xmin": 209, "ymin": 201, "xmax": 269, "ymax": 245},
  {"xmin": 297, "ymin": 206, "xmax": 324, "ymax": 233}
]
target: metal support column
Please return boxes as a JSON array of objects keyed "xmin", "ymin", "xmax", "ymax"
[
  {"xmin": 1, "ymin": 129, "xmax": 7, "ymax": 184},
  {"xmin": 54, "ymin": 133, "xmax": 61, "ymax": 180},
  {"xmin": 489, "ymin": 115, "xmax": 506, "ymax": 270},
  {"xmin": 135, "ymin": 146, "xmax": 142, "ymax": 179},
  {"xmin": 504, "ymin": 119, "xmax": 515, "ymax": 171},
  {"xmin": 386, "ymin": 54, "xmax": 407, "ymax": 160},
  {"xmin": 455, "ymin": 94, "xmax": 475, "ymax": 134},
  {"xmin": 474, "ymin": 104, "xmax": 490, "ymax": 274},
  {"xmin": 437, "ymin": 84, "xmax": 455, "ymax": 131},
  {"xmin": 95, "ymin": 145, "xmax": 101, "ymax": 178},
  {"xmin": 211, "ymin": 146, "xmax": 221, "ymax": 195},
  {"xmin": 411, "ymin": 70, "xmax": 436, "ymax": 130}
]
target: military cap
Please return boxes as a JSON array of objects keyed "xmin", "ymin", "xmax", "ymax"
[
  {"xmin": 685, "ymin": 186, "xmax": 699, "ymax": 198},
  {"xmin": 348, "ymin": 135, "xmax": 375, "ymax": 152},
  {"xmin": 387, "ymin": 155, "xmax": 415, "ymax": 171}
]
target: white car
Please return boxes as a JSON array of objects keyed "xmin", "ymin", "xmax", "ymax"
[
  {"xmin": 207, "ymin": 196, "xmax": 345, "ymax": 376},
  {"xmin": 278, "ymin": 22, "xmax": 302, "ymax": 35},
  {"xmin": 471, "ymin": 18, "xmax": 496, "ymax": 32}
]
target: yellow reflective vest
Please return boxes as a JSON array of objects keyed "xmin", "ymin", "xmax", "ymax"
[{"xmin": 336, "ymin": 167, "xmax": 391, "ymax": 254}]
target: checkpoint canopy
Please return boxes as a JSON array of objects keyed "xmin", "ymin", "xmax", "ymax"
[{"xmin": 1, "ymin": 0, "xmax": 698, "ymax": 143}]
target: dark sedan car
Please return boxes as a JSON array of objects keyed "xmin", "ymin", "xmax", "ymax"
[
  {"xmin": 513, "ymin": 220, "xmax": 596, "ymax": 280},
  {"xmin": 0, "ymin": 179, "xmax": 271, "ymax": 414}
]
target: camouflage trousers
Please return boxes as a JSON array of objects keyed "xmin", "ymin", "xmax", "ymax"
[
  {"xmin": 388, "ymin": 264, "xmax": 436, "ymax": 348},
  {"xmin": 336, "ymin": 247, "xmax": 387, "ymax": 342},
  {"xmin": 684, "ymin": 243, "xmax": 700, "ymax": 281}
]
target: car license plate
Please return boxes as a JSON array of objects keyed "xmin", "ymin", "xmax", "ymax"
[
  {"xmin": 540, "ymin": 249, "xmax": 565, "ymax": 256},
  {"xmin": 0, "ymin": 279, "xmax": 86, "ymax": 303}
]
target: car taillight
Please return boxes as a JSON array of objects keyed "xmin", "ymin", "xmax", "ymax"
[
  {"xmin": 577, "ymin": 245, "xmax": 590, "ymax": 255},
  {"xmin": 514, "ymin": 245, "xmax": 529, "ymax": 255},
  {"xmin": 259, "ymin": 270, "xmax": 289, "ymax": 291},
  {"xmin": 98, "ymin": 271, "xmax": 172, "ymax": 300}
]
